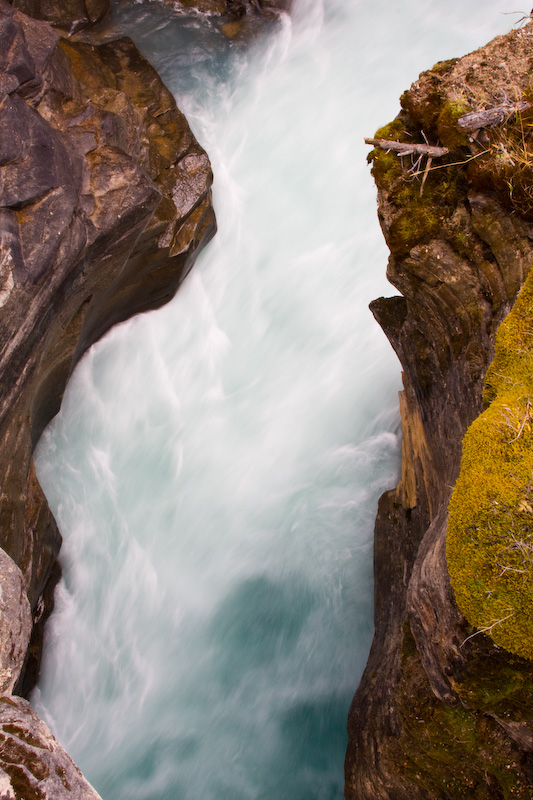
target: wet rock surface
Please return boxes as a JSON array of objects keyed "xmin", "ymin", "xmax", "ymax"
[{"xmin": 347, "ymin": 22, "xmax": 533, "ymax": 800}]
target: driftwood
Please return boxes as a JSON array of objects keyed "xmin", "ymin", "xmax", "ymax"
[
  {"xmin": 364, "ymin": 138, "xmax": 450, "ymax": 197},
  {"xmin": 458, "ymin": 101, "xmax": 531, "ymax": 132},
  {"xmin": 364, "ymin": 138, "xmax": 449, "ymax": 157}
]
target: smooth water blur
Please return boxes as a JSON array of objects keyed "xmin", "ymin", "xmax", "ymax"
[{"xmin": 34, "ymin": 2, "xmax": 522, "ymax": 798}]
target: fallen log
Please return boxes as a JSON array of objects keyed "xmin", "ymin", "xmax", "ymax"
[
  {"xmin": 364, "ymin": 138, "xmax": 450, "ymax": 157},
  {"xmin": 458, "ymin": 101, "xmax": 531, "ymax": 132}
]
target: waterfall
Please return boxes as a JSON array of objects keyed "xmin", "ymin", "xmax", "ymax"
[{"xmin": 33, "ymin": 2, "xmax": 519, "ymax": 797}]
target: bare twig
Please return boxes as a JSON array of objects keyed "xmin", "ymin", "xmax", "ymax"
[
  {"xmin": 508, "ymin": 399, "xmax": 532, "ymax": 442},
  {"xmin": 408, "ymin": 149, "xmax": 491, "ymax": 178},
  {"xmin": 503, "ymin": 9, "xmax": 533, "ymax": 27},
  {"xmin": 364, "ymin": 138, "xmax": 450, "ymax": 157},
  {"xmin": 461, "ymin": 612, "xmax": 514, "ymax": 647},
  {"xmin": 498, "ymin": 566, "xmax": 527, "ymax": 577}
]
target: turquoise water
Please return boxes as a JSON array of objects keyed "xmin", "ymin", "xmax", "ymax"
[{"xmin": 33, "ymin": 2, "xmax": 522, "ymax": 798}]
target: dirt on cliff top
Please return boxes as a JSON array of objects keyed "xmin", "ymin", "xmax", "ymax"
[{"xmin": 405, "ymin": 19, "xmax": 533, "ymax": 122}]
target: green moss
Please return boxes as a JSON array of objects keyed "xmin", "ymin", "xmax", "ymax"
[
  {"xmin": 388, "ymin": 201, "xmax": 440, "ymax": 255},
  {"xmin": 484, "ymin": 275, "xmax": 533, "ymax": 405},
  {"xmin": 367, "ymin": 117, "xmax": 409, "ymax": 192},
  {"xmin": 373, "ymin": 117, "xmax": 407, "ymax": 142},
  {"xmin": 368, "ymin": 108, "xmax": 469, "ymax": 257},
  {"xmin": 454, "ymin": 636, "xmax": 533, "ymax": 717},
  {"xmin": 431, "ymin": 58, "xmax": 459, "ymax": 77},
  {"xmin": 370, "ymin": 148, "xmax": 402, "ymax": 192},
  {"xmin": 436, "ymin": 100, "xmax": 470, "ymax": 150},
  {"xmin": 393, "ymin": 625, "xmax": 532, "ymax": 798},
  {"xmin": 400, "ymin": 83, "xmax": 444, "ymax": 131},
  {"xmin": 447, "ymin": 268, "xmax": 533, "ymax": 659},
  {"xmin": 448, "ymin": 228, "xmax": 471, "ymax": 257},
  {"xmin": 386, "ymin": 170, "xmax": 467, "ymax": 257}
]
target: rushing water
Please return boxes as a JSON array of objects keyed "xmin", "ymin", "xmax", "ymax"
[{"xmin": 33, "ymin": 2, "xmax": 522, "ymax": 798}]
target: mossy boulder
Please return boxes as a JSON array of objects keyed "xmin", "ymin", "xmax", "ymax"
[{"xmin": 447, "ymin": 269, "xmax": 533, "ymax": 659}]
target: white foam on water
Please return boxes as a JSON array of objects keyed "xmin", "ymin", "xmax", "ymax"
[{"xmin": 33, "ymin": 2, "xmax": 522, "ymax": 798}]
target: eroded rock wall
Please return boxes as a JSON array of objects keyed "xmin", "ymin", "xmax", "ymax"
[
  {"xmin": 346, "ymin": 23, "xmax": 533, "ymax": 800},
  {"xmin": 0, "ymin": 0, "xmax": 215, "ymax": 789}
]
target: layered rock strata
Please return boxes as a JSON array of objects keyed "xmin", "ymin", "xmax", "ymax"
[
  {"xmin": 345, "ymin": 22, "xmax": 533, "ymax": 800},
  {"xmin": 0, "ymin": 0, "xmax": 215, "ymax": 792}
]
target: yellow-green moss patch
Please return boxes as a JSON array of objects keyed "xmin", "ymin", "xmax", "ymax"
[
  {"xmin": 447, "ymin": 269, "xmax": 533, "ymax": 659},
  {"xmin": 436, "ymin": 99, "xmax": 470, "ymax": 150}
]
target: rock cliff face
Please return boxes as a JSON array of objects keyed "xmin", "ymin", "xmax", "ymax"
[
  {"xmin": 0, "ymin": 0, "xmax": 215, "ymax": 793},
  {"xmin": 346, "ymin": 22, "xmax": 533, "ymax": 800}
]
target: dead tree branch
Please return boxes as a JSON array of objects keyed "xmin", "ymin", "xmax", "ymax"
[
  {"xmin": 458, "ymin": 101, "xmax": 531, "ymax": 132},
  {"xmin": 364, "ymin": 138, "xmax": 449, "ymax": 157}
]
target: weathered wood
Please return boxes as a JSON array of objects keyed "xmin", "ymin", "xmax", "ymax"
[
  {"xmin": 458, "ymin": 101, "xmax": 531, "ymax": 132},
  {"xmin": 364, "ymin": 138, "xmax": 449, "ymax": 157}
]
